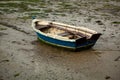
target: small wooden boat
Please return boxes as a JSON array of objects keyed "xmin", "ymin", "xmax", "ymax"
[{"xmin": 32, "ymin": 19, "xmax": 101, "ymax": 50}]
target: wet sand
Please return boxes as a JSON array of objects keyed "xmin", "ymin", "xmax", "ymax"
[{"xmin": 0, "ymin": 0, "xmax": 120, "ymax": 80}]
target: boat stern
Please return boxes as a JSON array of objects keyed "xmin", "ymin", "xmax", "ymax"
[
  {"xmin": 75, "ymin": 33, "xmax": 102, "ymax": 51},
  {"xmin": 89, "ymin": 33, "xmax": 102, "ymax": 42}
]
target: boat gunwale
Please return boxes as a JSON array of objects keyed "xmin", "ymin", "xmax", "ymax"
[
  {"xmin": 32, "ymin": 19, "xmax": 77, "ymax": 42},
  {"xmin": 32, "ymin": 19, "xmax": 99, "ymax": 42}
]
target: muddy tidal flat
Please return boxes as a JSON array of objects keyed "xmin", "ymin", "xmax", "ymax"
[{"xmin": 0, "ymin": 0, "xmax": 120, "ymax": 80}]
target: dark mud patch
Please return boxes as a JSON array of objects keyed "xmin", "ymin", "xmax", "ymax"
[
  {"xmin": 22, "ymin": 39, "xmax": 28, "ymax": 43},
  {"xmin": 114, "ymin": 56, "xmax": 120, "ymax": 61},
  {"xmin": 11, "ymin": 41, "xmax": 22, "ymax": 45},
  {"xmin": 14, "ymin": 73, "xmax": 20, "ymax": 77},
  {"xmin": 0, "ymin": 77, "xmax": 4, "ymax": 80},
  {"xmin": 31, "ymin": 40, "xmax": 40, "ymax": 45},
  {"xmin": 11, "ymin": 40, "xmax": 27, "ymax": 46},
  {"xmin": 94, "ymin": 4, "xmax": 120, "ymax": 16},
  {"xmin": 112, "ymin": 21, "xmax": 120, "ymax": 24},
  {"xmin": 0, "ymin": 27, "xmax": 7, "ymax": 30},
  {"xmin": 95, "ymin": 20, "xmax": 104, "ymax": 25},
  {"xmin": 105, "ymin": 75, "xmax": 111, "ymax": 79},
  {"xmin": 0, "ymin": 59, "xmax": 9, "ymax": 63},
  {"xmin": 0, "ymin": 22, "xmax": 30, "ymax": 35},
  {"xmin": 0, "ymin": 32, "xmax": 8, "ymax": 36}
]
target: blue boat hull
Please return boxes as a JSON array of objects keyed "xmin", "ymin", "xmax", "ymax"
[{"xmin": 36, "ymin": 32, "xmax": 101, "ymax": 50}]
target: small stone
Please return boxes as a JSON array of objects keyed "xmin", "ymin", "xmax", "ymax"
[
  {"xmin": 67, "ymin": 68, "xmax": 70, "ymax": 71},
  {"xmin": 22, "ymin": 39, "xmax": 25, "ymax": 41},
  {"xmin": 14, "ymin": 73, "xmax": 20, "ymax": 77},
  {"xmin": 31, "ymin": 61, "xmax": 35, "ymax": 63},
  {"xmin": 105, "ymin": 76, "xmax": 111, "ymax": 79},
  {"xmin": 103, "ymin": 29, "xmax": 106, "ymax": 31},
  {"xmin": 96, "ymin": 20, "xmax": 104, "ymax": 25}
]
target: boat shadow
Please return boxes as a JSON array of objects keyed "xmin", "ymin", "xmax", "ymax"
[
  {"xmin": 31, "ymin": 39, "xmax": 102, "ymax": 70},
  {"xmin": 31, "ymin": 38, "xmax": 96, "ymax": 52}
]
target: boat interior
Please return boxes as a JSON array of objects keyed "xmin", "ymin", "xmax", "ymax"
[{"xmin": 35, "ymin": 21, "xmax": 96, "ymax": 40}]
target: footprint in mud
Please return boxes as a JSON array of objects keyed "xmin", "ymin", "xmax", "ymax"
[
  {"xmin": 18, "ymin": 48, "xmax": 34, "ymax": 52},
  {"xmin": 11, "ymin": 41, "xmax": 22, "ymax": 45},
  {"xmin": 12, "ymin": 40, "xmax": 28, "ymax": 45}
]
